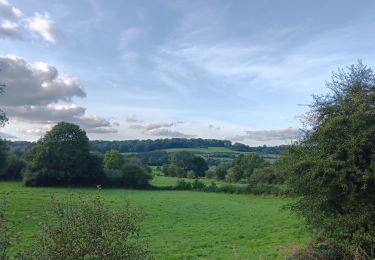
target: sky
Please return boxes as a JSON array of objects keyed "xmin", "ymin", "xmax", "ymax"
[{"xmin": 0, "ymin": 0, "xmax": 374, "ymax": 146}]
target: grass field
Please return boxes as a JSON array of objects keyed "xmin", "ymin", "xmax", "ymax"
[
  {"xmin": 151, "ymin": 175, "xmax": 247, "ymax": 188},
  {"xmin": 1, "ymin": 182, "xmax": 310, "ymax": 259}
]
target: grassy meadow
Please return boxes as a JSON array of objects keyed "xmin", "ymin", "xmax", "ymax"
[{"xmin": 1, "ymin": 181, "xmax": 310, "ymax": 259}]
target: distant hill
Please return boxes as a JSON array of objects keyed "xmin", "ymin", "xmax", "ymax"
[{"xmin": 6, "ymin": 138, "xmax": 288, "ymax": 155}]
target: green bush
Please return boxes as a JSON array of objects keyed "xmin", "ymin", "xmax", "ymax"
[
  {"xmin": 23, "ymin": 193, "xmax": 153, "ymax": 259},
  {"xmin": 120, "ymin": 164, "xmax": 153, "ymax": 188},
  {"xmin": 2, "ymin": 155, "xmax": 26, "ymax": 180}
]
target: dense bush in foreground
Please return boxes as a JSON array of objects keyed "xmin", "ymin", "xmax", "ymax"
[
  {"xmin": 286, "ymin": 62, "xmax": 375, "ymax": 256},
  {"xmin": 1, "ymin": 192, "xmax": 153, "ymax": 260}
]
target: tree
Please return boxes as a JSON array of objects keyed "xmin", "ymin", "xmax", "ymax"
[
  {"xmin": 120, "ymin": 164, "xmax": 153, "ymax": 188},
  {"xmin": 23, "ymin": 122, "xmax": 104, "ymax": 186},
  {"xmin": 103, "ymin": 149, "xmax": 125, "ymax": 170},
  {"xmin": 0, "ymin": 80, "xmax": 8, "ymax": 127},
  {"xmin": 191, "ymin": 156, "xmax": 208, "ymax": 177},
  {"xmin": 226, "ymin": 154, "xmax": 266, "ymax": 182},
  {"xmin": 286, "ymin": 62, "xmax": 375, "ymax": 254}
]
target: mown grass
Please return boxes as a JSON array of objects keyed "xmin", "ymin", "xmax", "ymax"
[{"xmin": 1, "ymin": 182, "xmax": 310, "ymax": 259}]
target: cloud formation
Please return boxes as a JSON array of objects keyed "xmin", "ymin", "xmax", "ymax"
[
  {"xmin": 127, "ymin": 120, "xmax": 193, "ymax": 138},
  {"xmin": 0, "ymin": 131, "xmax": 16, "ymax": 139},
  {"xmin": 0, "ymin": 55, "xmax": 85, "ymax": 106},
  {"xmin": 25, "ymin": 12, "xmax": 57, "ymax": 44},
  {"xmin": 147, "ymin": 128, "xmax": 195, "ymax": 138},
  {"xmin": 228, "ymin": 127, "xmax": 300, "ymax": 142},
  {"xmin": 0, "ymin": 0, "xmax": 22, "ymax": 19},
  {"xmin": 0, "ymin": 55, "xmax": 117, "ymax": 135},
  {"xmin": 0, "ymin": 20, "xmax": 20, "ymax": 39},
  {"xmin": 0, "ymin": 1, "xmax": 57, "ymax": 44}
]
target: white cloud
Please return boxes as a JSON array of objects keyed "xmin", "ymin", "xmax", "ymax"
[
  {"xmin": 0, "ymin": 131, "xmax": 16, "ymax": 139},
  {"xmin": 0, "ymin": 20, "xmax": 21, "ymax": 39},
  {"xmin": 147, "ymin": 128, "xmax": 195, "ymax": 138},
  {"xmin": 0, "ymin": 55, "xmax": 118, "ymax": 136},
  {"xmin": 126, "ymin": 116, "xmax": 143, "ymax": 123},
  {"xmin": 0, "ymin": 0, "xmax": 22, "ymax": 19},
  {"xmin": 25, "ymin": 12, "xmax": 57, "ymax": 44},
  {"xmin": 228, "ymin": 127, "xmax": 300, "ymax": 142}
]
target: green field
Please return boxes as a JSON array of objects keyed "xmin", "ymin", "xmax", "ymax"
[
  {"xmin": 1, "ymin": 182, "xmax": 310, "ymax": 259},
  {"xmin": 151, "ymin": 175, "xmax": 247, "ymax": 188}
]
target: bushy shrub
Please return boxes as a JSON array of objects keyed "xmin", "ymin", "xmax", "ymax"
[
  {"xmin": 120, "ymin": 164, "xmax": 153, "ymax": 188},
  {"xmin": 23, "ymin": 193, "xmax": 153, "ymax": 259},
  {"xmin": 175, "ymin": 179, "xmax": 192, "ymax": 190}
]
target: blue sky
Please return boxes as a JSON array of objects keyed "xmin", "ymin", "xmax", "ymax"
[{"xmin": 0, "ymin": 0, "xmax": 374, "ymax": 145}]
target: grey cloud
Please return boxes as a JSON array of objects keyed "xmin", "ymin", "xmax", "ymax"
[
  {"xmin": 0, "ymin": 55, "xmax": 118, "ymax": 135},
  {"xmin": 126, "ymin": 116, "xmax": 143, "ymax": 123},
  {"xmin": 228, "ymin": 127, "xmax": 300, "ymax": 142},
  {"xmin": 0, "ymin": 56, "xmax": 86, "ymax": 106},
  {"xmin": 0, "ymin": 21, "xmax": 22, "ymax": 39},
  {"xmin": 128, "ymin": 121, "xmax": 183, "ymax": 131},
  {"xmin": 0, "ymin": 131, "xmax": 16, "ymax": 139},
  {"xmin": 0, "ymin": 0, "xmax": 22, "ymax": 19},
  {"xmin": 147, "ymin": 128, "xmax": 195, "ymax": 138},
  {"xmin": 5, "ymin": 105, "xmax": 85, "ymax": 123}
]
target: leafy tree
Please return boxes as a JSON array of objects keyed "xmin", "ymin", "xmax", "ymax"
[
  {"xmin": 103, "ymin": 149, "xmax": 125, "ymax": 170},
  {"xmin": 0, "ymin": 140, "xmax": 10, "ymax": 177},
  {"xmin": 23, "ymin": 122, "xmax": 104, "ymax": 186},
  {"xmin": 215, "ymin": 163, "xmax": 228, "ymax": 180},
  {"xmin": 169, "ymin": 151, "xmax": 208, "ymax": 178},
  {"xmin": 227, "ymin": 154, "xmax": 266, "ymax": 182},
  {"xmin": 162, "ymin": 164, "xmax": 186, "ymax": 178},
  {"xmin": 0, "ymin": 81, "xmax": 8, "ymax": 127},
  {"xmin": 286, "ymin": 62, "xmax": 375, "ymax": 254},
  {"xmin": 192, "ymin": 156, "xmax": 208, "ymax": 177}
]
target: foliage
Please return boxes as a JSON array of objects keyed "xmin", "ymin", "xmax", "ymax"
[
  {"xmin": 103, "ymin": 149, "xmax": 125, "ymax": 170},
  {"xmin": 1, "ymin": 154, "xmax": 26, "ymax": 181},
  {"xmin": 249, "ymin": 165, "xmax": 284, "ymax": 185},
  {"xmin": 162, "ymin": 152, "xmax": 208, "ymax": 178},
  {"xmin": 227, "ymin": 154, "xmax": 267, "ymax": 182},
  {"xmin": 162, "ymin": 164, "xmax": 186, "ymax": 178},
  {"xmin": 23, "ymin": 122, "xmax": 105, "ymax": 186},
  {"xmin": 22, "ymin": 193, "xmax": 153, "ymax": 259},
  {"xmin": 120, "ymin": 164, "xmax": 153, "ymax": 188},
  {"xmin": 0, "ymin": 82, "xmax": 8, "ymax": 128},
  {"xmin": 0, "ymin": 140, "xmax": 10, "ymax": 177},
  {"xmin": 285, "ymin": 62, "xmax": 375, "ymax": 254}
]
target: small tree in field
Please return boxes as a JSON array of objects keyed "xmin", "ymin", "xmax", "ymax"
[
  {"xmin": 23, "ymin": 122, "xmax": 104, "ymax": 186},
  {"xmin": 286, "ymin": 62, "xmax": 375, "ymax": 255}
]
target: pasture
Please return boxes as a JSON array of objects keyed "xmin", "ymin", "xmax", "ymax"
[{"xmin": 1, "ymin": 182, "xmax": 310, "ymax": 259}]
